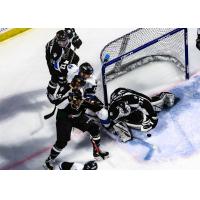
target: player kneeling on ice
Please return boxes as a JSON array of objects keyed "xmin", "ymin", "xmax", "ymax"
[
  {"xmin": 43, "ymin": 89, "xmax": 109, "ymax": 170},
  {"xmin": 108, "ymin": 88, "xmax": 177, "ymax": 137}
]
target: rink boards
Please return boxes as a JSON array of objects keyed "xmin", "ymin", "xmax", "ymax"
[{"xmin": 0, "ymin": 28, "xmax": 30, "ymax": 42}]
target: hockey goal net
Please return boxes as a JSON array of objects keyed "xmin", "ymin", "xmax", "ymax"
[{"xmin": 97, "ymin": 28, "xmax": 189, "ymax": 107}]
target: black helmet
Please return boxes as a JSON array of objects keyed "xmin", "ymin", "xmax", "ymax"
[
  {"xmin": 69, "ymin": 89, "xmax": 83, "ymax": 109},
  {"xmin": 56, "ymin": 30, "xmax": 69, "ymax": 47},
  {"xmin": 79, "ymin": 62, "xmax": 94, "ymax": 75},
  {"xmin": 71, "ymin": 75, "xmax": 86, "ymax": 88},
  {"xmin": 56, "ymin": 30, "xmax": 68, "ymax": 41},
  {"xmin": 69, "ymin": 89, "xmax": 82, "ymax": 101}
]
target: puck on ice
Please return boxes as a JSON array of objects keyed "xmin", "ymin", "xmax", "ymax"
[{"xmin": 147, "ymin": 133, "xmax": 151, "ymax": 137}]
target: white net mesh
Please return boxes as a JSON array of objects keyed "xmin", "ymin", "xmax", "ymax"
[
  {"xmin": 97, "ymin": 28, "xmax": 188, "ymax": 105},
  {"xmin": 100, "ymin": 28, "xmax": 186, "ymax": 81}
]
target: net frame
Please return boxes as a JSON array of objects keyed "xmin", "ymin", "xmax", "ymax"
[{"xmin": 99, "ymin": 28, "xmax": 189, "ymax": 107}]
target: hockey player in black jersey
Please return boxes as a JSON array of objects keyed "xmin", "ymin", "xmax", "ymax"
[
  {"xmin": 108, "ymin": 88, "xmax": 176, "ymax": 134},
  {"xmin": 43, "ymin": 89, "xmax": 109, "ymax": 170},
  {"xmin": 67, "ymin": 63, "xmax": 135, "ymax": 142},
  {"xmin": 63, "ymin": 62, "xmax": 111, "ymax": 128},
  {"xmin": 45, "ymin": 61, "xmax": 111, "ymax": 129},
  {"xmin": 46, "ymin": 28, "xmax": 82, "ymax": 104}
]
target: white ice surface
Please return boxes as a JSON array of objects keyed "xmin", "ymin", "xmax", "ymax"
[{"xmin": 0, "ymin": 28, "xmax": 200, "ymax": 170}]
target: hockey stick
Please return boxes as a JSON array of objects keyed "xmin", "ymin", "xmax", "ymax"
[{"xmin": 44, "ymin": 105, "xmax": 56, "ymax": 120}]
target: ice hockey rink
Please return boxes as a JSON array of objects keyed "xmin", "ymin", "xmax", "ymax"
[{"xmin": 1, "ymin": 28, "xmax": 200, "ymax": 170}]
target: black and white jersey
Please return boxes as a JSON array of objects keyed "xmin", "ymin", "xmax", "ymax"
[
  {"xmin": 45, "ymin": 38, "xmax": 72, "ymax": 73},
  {"xmin": 109, "ymin": 88, "xmax": 157, "ymax": 125},
  {"xmin": 57, "ymin": 99, "xmax": 103, "ymax": 120},
  {"xmin": 66, "ymin": 64, "xmax": 98, "ymax": 97}
]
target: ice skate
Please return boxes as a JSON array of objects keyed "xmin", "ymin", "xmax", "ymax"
[
  {"xmin": 43, "ymin": 156, "xmax": 55, "ymax": 170},
  {"xmin": 93, "ymin": 149, "xmax": 109, "ymax": 161}
]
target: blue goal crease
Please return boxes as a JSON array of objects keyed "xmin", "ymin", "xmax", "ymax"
[{"xmin": 126, "ymin": 75, "xmax": 200, "ymax": 162}]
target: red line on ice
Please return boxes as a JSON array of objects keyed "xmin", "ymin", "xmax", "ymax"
[
  {"xmin": 0, "ymin": 146, "xmax": 51, "ymax": 170},
  {"xmin": 1, "ymin": 72, "xmax": 200, "ymax": 170}
]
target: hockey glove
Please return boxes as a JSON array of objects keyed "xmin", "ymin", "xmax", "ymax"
[
  {"xmin": 47, "ymin": 91, "xmax": 68, "ymax": 106},
  {"xmin": 64, "ymin": 28, "xmax": 74, "ymax": 39},
  {"xmin": 52, "ymin": 96, "xmax": 69, "ymax": 106},
  {"xmin": 141, "ymin": 119, "xmax": 153, "ymax": 132},
  {"xmin": 150, "ymin": 116, "xmax": 158, "ymax": 129},
  {"xmin": 47, "ymin": 93, "xmax": 57, "ymax": 104},
  {"xmin": 47, "ymin": 83, "xmax": 57, "ymax": 104},
  {"xmin": 72, "ymin": 35, "xmax": 82, "ymax": 49},
  {"xmin": 83, "ymin": 161, "xmax": 98, "ymax": 170}
]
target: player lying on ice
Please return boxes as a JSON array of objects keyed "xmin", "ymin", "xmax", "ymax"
[
  {"xmin": 43, "ymin": 78, "xmax": 109, "ymax": 170},
  {"xmin": 107, "ymin": 87, "xmax": 177, "ymax": 139}
]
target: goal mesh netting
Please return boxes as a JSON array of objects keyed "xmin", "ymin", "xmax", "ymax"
[{"xmin": 98, "ymin": 28, "xmax": 189, "ymax": 106}]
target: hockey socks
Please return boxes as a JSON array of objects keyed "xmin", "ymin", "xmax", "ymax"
[
  {"xmin": 43, "ymin": 145, "xmax": 63, "ymax": 170},
  {"xmin": 90, "ymin": 137, "xmax": 109, "ymax": 160}
]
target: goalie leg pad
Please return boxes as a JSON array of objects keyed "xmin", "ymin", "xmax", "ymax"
[
  {"xmin": 151, "ymin": 92, "xmax": 175, "ymax": 112},
  {"xmin": 162, "ymin": 92, "xmax": 175, "ymax": 107},
  {"xmin": 113, "ymin": 121, "xmax": 132, "ymax": 143}
]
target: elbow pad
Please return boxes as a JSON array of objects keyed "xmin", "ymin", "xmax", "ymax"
[{"xmin": 96, "ymin": 108, "xmax": 110, "ymax": 128}]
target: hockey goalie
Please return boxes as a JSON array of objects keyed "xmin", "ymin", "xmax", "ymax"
[{"xmin": 107, "ymin": 87, "xmax": 176, "ymax": 142}]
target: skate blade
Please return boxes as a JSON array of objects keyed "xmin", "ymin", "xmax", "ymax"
[
  {"xmin": 43, "ymin": 164, "xmax": 53, "ymax": 170},
  {"xmin": 94, "ymin": 155, "xmax": 109, "ymax": 161},
  {"xmin": 43, "ymin": 164, "xmax": 49, "ymax": 170}
]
